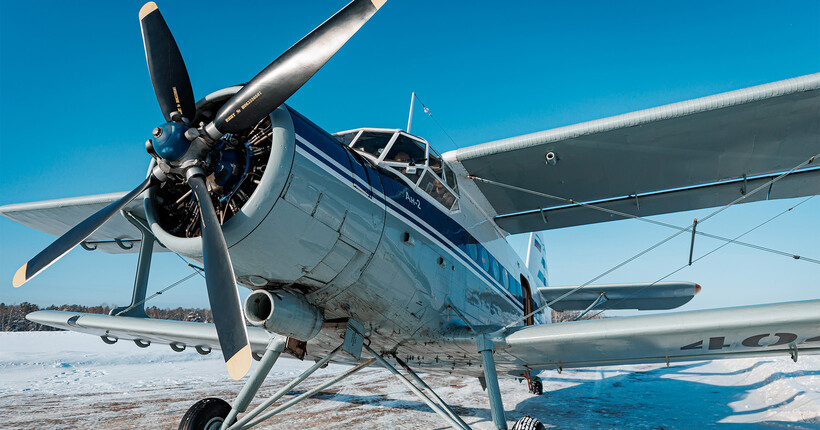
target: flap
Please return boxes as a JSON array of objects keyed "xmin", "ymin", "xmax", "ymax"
[
  {"xmin": 539, "ymin": 281, "xmax": 700, "ymax": 311},
  {"xmin": 445, "ymin": 73, "xmax": 820, "ymax": 233},
  {"xmin": 503, "ymin": 300, "xmax": 820, "ymax": 369},
  {"xmin": 0, "ymin": 192, "xmax": 162, "ymax": 254}
]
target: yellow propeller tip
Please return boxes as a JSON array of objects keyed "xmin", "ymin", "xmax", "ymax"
[
  {"xmin": 139, "ymin": 2, "xmax": 158, "ymax": 20},
  {"xmin": 226, "ymin": 345, "xmax": 252, "ymax": 380},
  {"xmin": 12, "ymin": 263, "xmax": 28, "ymax": 288},
  {"xmin": 371, "ymin": 0, "xmax": 387, "ymax": 10}
]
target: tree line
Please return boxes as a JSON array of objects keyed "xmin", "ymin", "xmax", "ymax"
[{"xmin": 0, "ymin": 303, "xmax": 213, "ymax": 332}]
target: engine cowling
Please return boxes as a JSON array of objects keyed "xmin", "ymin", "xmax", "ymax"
[{"xmin": 144, "ymin": 91, "xmax": 385, "ymax": 292}]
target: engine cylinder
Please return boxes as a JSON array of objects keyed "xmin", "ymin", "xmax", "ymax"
[{"xmin": 244, "ymin": 289, "xmax": 323, "ymax": 341}]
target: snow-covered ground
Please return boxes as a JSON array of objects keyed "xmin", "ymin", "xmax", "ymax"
[{"xmin": 1, "ymin": 331, "xmax": 818, "ymax": 429}]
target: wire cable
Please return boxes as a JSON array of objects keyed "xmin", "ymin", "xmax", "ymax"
[
  {"xmin": 113, "ymin": 254, "xmax": 206, "ymax": 317},
  {"xmin": 412, "ymin": 93, "xmax": 459, "ymax": 148},
  {"xmin": 500, "ymin": 152, "xmax": 819, "ymax": 330},
  {"xmin": 586, "ymin": 195, "xmax": 816, "ymax": 319},
  {"xmin": 469, "ymin": 174, "xmax": 819, "ymax": 265}
]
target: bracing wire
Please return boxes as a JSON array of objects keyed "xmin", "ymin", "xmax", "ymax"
[
  {"xmin": 586, "ymin": 195, "xmax": 816, "ymax": 319},
  {"xmin": 500, "ymin": 152, "xmax": 819, "ymax": 331},
  {"xmin": 113, "ymin": 254, "xmax": 206, "ymax": 317},
  {"xmin": 469, "ymin": 176, "xmax": 819, "ymax": 265}
]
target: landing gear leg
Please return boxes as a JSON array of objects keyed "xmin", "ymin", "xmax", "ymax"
[
  {"xmin": 364, "ymin": 344, "xmax": 471, "ymax": 430},
  {"xmin": 478, "ymin": 334, "xmax": 507, "ymax": 430},
  {"xmin": 220, "ymin": 337, "xmax": 287, "ymax": 429},
  {"xmin": 521, "ymin": 370, "xmax": 542, "ymax": 395}
]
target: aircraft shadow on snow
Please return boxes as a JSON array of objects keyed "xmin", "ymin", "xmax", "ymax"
[{"xmin": 280, "ymin": 361, "xmax": 819, "ymax": 429}]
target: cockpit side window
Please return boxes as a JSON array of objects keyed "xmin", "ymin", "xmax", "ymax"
[
  {"xmin": 351, "ymin": 131, "xmax": 394, "ymax": 158},
  {"xmin": 419, "ymin": 170, "xmax": 457, "ymax": 210},
  {"xmin": 335, "ymin": 130, "xmax": 360, "ymax": 147},
  {"xmin": 442, "ymin": 163, "xmax": 458, "ymax": 194}
]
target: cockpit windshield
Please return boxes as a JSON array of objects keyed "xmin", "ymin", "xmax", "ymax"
[
  {"xmin": 334, "ymin": 128, "xmax": 459, "ymax": 211},
  {"xmin": 350, "ymin": 131, "xmax": 393, "ymax": 158},
  {"xmin": 384, "ymin": 135, "xmax": 426, "ymax": 164}
]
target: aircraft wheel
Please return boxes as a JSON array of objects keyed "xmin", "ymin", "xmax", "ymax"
[
  {"xmin": 178, "ymin": 398, "xmax": 233, "ymax": 430},
  {"xmin": 530, "ymin": 376, "xmax": 543, "ymax": 395},
  {"xmin": 512, "ymin": 415, "xmax": 546, "ymax": 430}
]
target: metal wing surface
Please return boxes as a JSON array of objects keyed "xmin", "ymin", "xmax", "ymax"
[
  {"xmin": 0, "ymin": 192, "xmax": 157, "ymax": 254},
  {"xmin": 445, "ymin": 74, "xmax": 820, "ymax": 233},
  {"xmin": 503, "ymin": 300, "xmax": 820, "ymax": 369}
]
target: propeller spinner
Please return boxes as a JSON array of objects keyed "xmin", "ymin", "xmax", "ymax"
[{"xmin": 12, "ymin": 0, "xmax": 387, "ymax": 380}]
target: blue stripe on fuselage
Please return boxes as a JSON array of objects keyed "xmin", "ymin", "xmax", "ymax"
[{"xmin": 288, "ymin": 108, "xmax": 524, "ymax": 311}]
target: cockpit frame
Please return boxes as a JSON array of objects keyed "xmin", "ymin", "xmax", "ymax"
[{"xmin": 334, "ymin": 128, "xmax": 459, "ymax": 211}]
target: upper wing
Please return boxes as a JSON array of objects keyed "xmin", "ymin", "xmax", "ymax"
[
  {"xmin": 0, "ymin": 192, "xmax": 159, "ymax": 254},
  {"xmin": 443, "ymin": 74, "xmax": 820, "ymax": 234},
  {"xmin": 503, "ymin": 300, "xmax": 820, "ymax": 369}
]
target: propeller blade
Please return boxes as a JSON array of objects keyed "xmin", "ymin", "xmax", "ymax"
[
  {"xmin": 187, "ymin": 175, "xmax": 251, "ymax": 380},
  {"xmin": 139, "ymin": 2, "xmax": 196, "ymax": 122},
  {"xmin": 211, "ymin": 0, "xmax": 387, "ymax": 135},
  {"xmin": 13, "ymin": 176, "xmax": 157, "ymax": 288}
]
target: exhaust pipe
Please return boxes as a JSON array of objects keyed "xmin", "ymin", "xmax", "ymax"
[{"xmin": 244, "ymin": 289, "xmax": 323, "ymax": 341}]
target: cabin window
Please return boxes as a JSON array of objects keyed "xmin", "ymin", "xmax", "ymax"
[
  {"xmin": 489, "ymin": 258, "xmax": 499, "ymax": 282},
  {"xmin": 466, "ymin": 243, "xmax": 478, "ymax": 261},
  {"xmin": 478, "ymin": 247, "xmax": 490, "ymax": 271}
]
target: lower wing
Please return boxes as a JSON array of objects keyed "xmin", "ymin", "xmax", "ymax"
[
  {"xmin": 26, "ymin": 310, "xmax": 276, "ymax": 354},
  {"xmin": 504, "ymin": 300, "xmax": 820, "ymax": 369}
]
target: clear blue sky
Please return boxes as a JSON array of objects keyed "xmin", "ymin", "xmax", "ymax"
[{"xmin": 1, "ymin": 1, "xmax": 818, "ymax": 312}]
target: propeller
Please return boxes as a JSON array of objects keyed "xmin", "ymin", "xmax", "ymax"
[
  {"xmin": 12, "ymin": 0, "xmax": 387, "ymax": 380},
  {"xmin": 187, "ymin": 174, "xmax": 251, "ymax": 380},
  {"xmin": 12, "ymin": 174, "xmax": 162, "ymax": 288},
  {"xmin": 208, "ymin": 0, "xmax": 387, "ymax": 136},
  {"xmin": 139, "ymin": 2, "xmax": 196, "ymax": 122}
]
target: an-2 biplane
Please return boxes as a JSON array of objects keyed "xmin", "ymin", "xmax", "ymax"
[{"xmin": 2, "ymin": 1, "xmax": 819, "ymax": 429}]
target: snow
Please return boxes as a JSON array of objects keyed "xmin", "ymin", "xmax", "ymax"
[{"xmin": 1, "ymin": 331, "xmax": 818, "ymax": 429}]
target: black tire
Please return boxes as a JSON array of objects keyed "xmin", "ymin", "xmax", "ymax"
[
  {"xmin": 531, "ymin": 377, "xmax": 543, "ymax": 395},
  {"xmin": 178, "ymin": 398, "xmax": 233, "ymax": 430},
  {"xmin": 512, "ymin": 415, "xmax": 546, "ymax": 430}
]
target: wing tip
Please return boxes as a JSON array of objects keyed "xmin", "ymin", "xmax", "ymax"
[
  {"xmin": 12, "ymin": 263, "xmax": 27, "ymax": 288},
  {"xmin": 226, "ymin": 344, "xmax": 252, "ymax": 380},
  {"xmin": 139, "ymin": 2, "xmax": 158, "ymax": 20},
  {"xmin": 370, "ymin": 0, "xmax": 387, "ymax": 10}
]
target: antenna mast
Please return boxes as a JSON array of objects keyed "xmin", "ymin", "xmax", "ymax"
[{"xmin": 406, "ymin": 91, "xmax": 415, "ymax": 133}]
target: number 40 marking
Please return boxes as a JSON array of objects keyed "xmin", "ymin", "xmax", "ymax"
[{"xmin": 680, "ymin": 333, "xmax": 817, "ymax": 350}]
